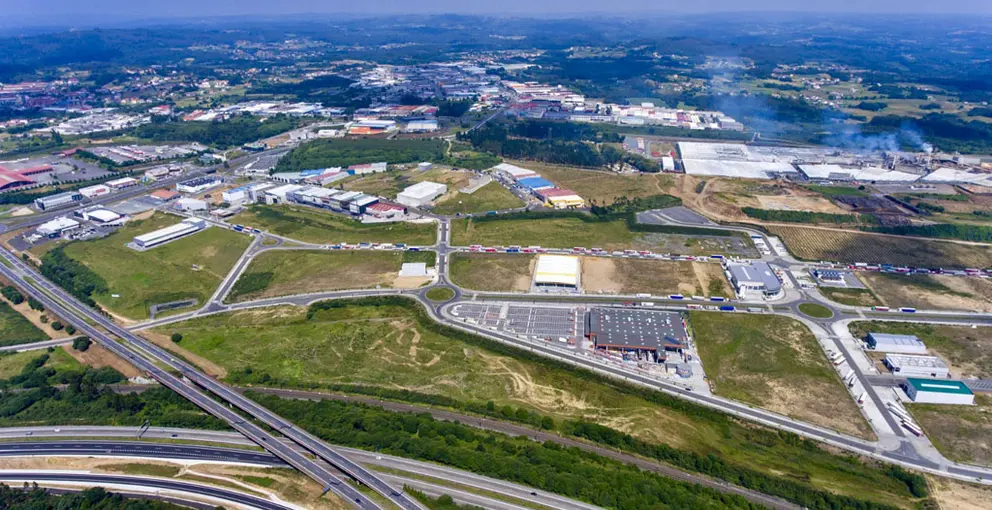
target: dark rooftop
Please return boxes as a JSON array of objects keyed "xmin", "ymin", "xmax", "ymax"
[{"xmin": 586, "ymin": 308, "xmax": 686, "ymax": 352}]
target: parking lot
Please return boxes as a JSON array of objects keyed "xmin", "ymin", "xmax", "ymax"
[{"xmin": 450, "ymin": 302, "xmax": 582, "ymax": 340}]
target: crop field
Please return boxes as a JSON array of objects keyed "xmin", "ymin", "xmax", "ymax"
[
  {"xmin": 448, "ymin": 253, "xmax": 535, "ymax": 292},
  {"xmin": 513, "ymin": 160, "xmax": 675, "ymax": 204},
  {"xmin": 766, "ymin": 225, "xmax": 992, "ymax": 268},
  {"xmin": 859, "ymin": 272, "xmax": 992, "ymax": 312},
  {"xmin": 156, "ymin": 299, "xmax": 922, "ymax": 507},
  {"xmin": 581, "ymin": 258, "xmax": 731, "ymax": 297},
  {"xmin": 689, "ymin": 311, "xmax": 874, "ymax": 440},
  {"xmin": 0, "ymin": 300, "xmax": 49, "ymax": 347},
  {"xmin": 227, "ymin": 250, "xmax": 434, "ymax": 302},
  {"xmin": 908, "ymin": 394, "xmax": 991, "ymax": 466},
  {"xmin": 432, "ymin": 181, "xmax": 524, "ymax": 215},
  {"xmin": 849, "ymin": 321, "xmax": 992, "ymax": 379},
  {"xmin": 63, "ymin": 213, "xmax": 251, "ymax": 320},
  {"xmin": 233, "ymin": 205, "xmax": 437, "ymax": 245}
]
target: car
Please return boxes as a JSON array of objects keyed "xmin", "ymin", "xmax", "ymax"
[{"xmin": 24, "ymin": 432, "xmax": 32, "ymax": 436}]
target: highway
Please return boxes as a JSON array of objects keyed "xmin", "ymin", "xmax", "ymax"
[{"xmin": 0, "ymin": 248, "xmax": 425, "ymax": 510}]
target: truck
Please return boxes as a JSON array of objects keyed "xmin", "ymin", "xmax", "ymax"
[
  {"xmin": 719, "ymin": 305, "xmax": 736, "ymax": 312},
  {"xmin": 709, "ymin": 296, "xmax": 726, "ymax": 302},
  {"xmin": 640, "ymin": 302, "xmax": 655, "ymax": 307},
  {"xmin": 710, "ymin": 254, "xmax": 725, "ymax": 260},
  {"xmin": 902, "ymin": 421, "xmax": 923, "ymax": 437},
  {"xmin": 669, "ymin": 294, "xmax": 684, "ymax": 300},
  {"xmin": 872, "ymin": 306, "xmax": 890, "ymax": 312},
  {"xmin": 686, "ymin": 304, "xmax": 703, "ymax": 310},
  {"xmin": 857, "ymin": 392, "xmax": 866, "ymax": 405},
  {"xmin": 899, "ymin": 307, "xmax": 917, "ymax": 313},
  {"xmin": 506, "ymin": 247, "xmax": 520, "ymax": 253},
  {"xmin": 232, "ymin": 224, "xmax": 244, "ymax": 232}
]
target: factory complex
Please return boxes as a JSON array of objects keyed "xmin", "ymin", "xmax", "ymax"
[
  {"xmin": 131, "ymin": 218, "xmax": 207, "ymax": 249},
  {"xmin": 586, "ymin": 308, "xmax": 688, "ymax": 365},
  {"xmin": 493, "ymin": 163, "xmax": 585, "ymax": 209}
]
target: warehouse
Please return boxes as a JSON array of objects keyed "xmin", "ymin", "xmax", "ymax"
[
  {"xmin": 150, "ymin": 189, "xmax": 180, "ymax": 202},
  {"xmin": 884, "ymin": 354, "xmax": 949, "ymax": 378},
  {"xmin": 132, "ymin": 218, "xmax": 206, "ymax": 249},
  {"xmin": 328, "ymin": 190, "xmax": 362, "ymax": 210},
  {"xmin": 174, "ymin": 197, "xmax": 208, "ymax": 212},
  {"xmin": 903, "ymin": 378, "xmax": 974, "ymax": 405},
  {"xmin": 36, "ymin": 216, "xmax": 80, "ymax": 238},
  {"xmin": 681, "ymin": 159, "xmax": 798, "ymax": 179},
  {"xmin": 80, "ymin": 208, "xmax": 123, "ymax": 224},
  {"xmin": 517, "ymin": 176, "xmax": 556, "ymax": 191},
  {"xmin": 222, "ymin": 185, "xmax": 253, "ymax": 204},
  {"xmin": 79, "ymin": 184, "xmax": 111, "ymax": 198},
  {"xmin": 34, "ymin": 191, "xmax": 83, "ymax": 211},
  {"xmin": 536, "ymin": 188, "xmax": 585, "ymax": 209},
  {"xmin": 494, "ymin": 163, "xmax": 537, "ymax": 181},
  {"xmin": 533, "ymin": 254, "xmax": 580, "ymax": 290},
  {"xmin": 264, "ymin": 184, "xmax": 305, "ymax": 205},
  {"xmin": 586, "ymin": 308, "xmax": 687, "ymax": 363},
  {"xmin": 397, "ymin": 181, "xmax": 447, "ymax": 207},
  {"xmin": 727, "ymin": 261, "xmax": 782, "ymax": 298},
  {"xmin": 866, "ymin": 332, "xmax": 927, "ymax": 354},
  {"xmin": 405, "ymin": 119, "xmax": 439, "ymax": 132},
  {"xmin": 798, "ymin": 164, "xmax": 921, "ymax": 183},
  {"xmin": 176, "ymin": 177, "xmax": 222, "ymax": 194},
  {"xmin": 105, "ymin": 177, "xmax": 138, "ymax": 190},
  {"xmin": 349, "ymin": 195, "xmax": 379, "ymax": 215},
  {"xmin": 348, "ymin": 162, "xmax": 388, "ymax": 175}
]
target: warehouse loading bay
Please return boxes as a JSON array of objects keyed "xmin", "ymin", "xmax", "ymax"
[{"xmin": 448, "ymin": 302, "xmax": 708, "ymax": 391}]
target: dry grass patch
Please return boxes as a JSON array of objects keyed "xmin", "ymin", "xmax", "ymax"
[
  {"xmin": 928, "ymin": 474, "xmax": 992, "ymax": 510},
  {"xmin": 64, "ymin": 343, "xmax": 141, "ymax": 378},
  {"xmin": 860, "ymin": 272, "xmax": 992, "ymax": 312},
  {"xmin": 581, "ymin": 257, "xmax": 731, "ymax": 297},
  {"xmin": 142, "ymin": 329, "xmax": 228, "ymax": 378},
  {"xmin": 514, "ymin": 160, "xmax": 674, "ymax": 204},
  {"xmin": 449, "ymin": 253, "xmax": 534, "ymax": 292},
  {"xmin": 908, "ymin": 394, "xmax": 992, "ymax": 466}
]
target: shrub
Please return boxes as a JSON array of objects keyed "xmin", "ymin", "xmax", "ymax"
[
  {"xmin": 51, "ymin": 321, "xmax": 64, "ymax": 331},
  {"xmin": 170, "ymin": 333, "xmax": 183, "ymax": 343},
  {"xmin": 27, "ymin": 298, "xmax": 44, "ymax": 312},
  {"xmin": 65, "ymin": 325, "xmax": 76, "ymax": 335},
  {"xmin": 72, "ymin": 337, "xmax": 92, "ymax": 352}
]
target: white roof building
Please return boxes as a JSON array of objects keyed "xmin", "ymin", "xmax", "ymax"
[
  {"xmin": 534, "ymin": 254, "xmax": 580, "ymax": 288},
  {"xmin": 82, "ymin": 208, "xmax": 122, "ymax": 223},
  {"xmin": 396, "ymin": 181, "xmax": 447, "ymax": 207},
  {"xmin": 867, "ymin": 332, "xmax": 927, "ymax": 354},
  {"xmin": 798, "ymin": 164, "xmax": 921, "ymax": 182},
  {"xmin": 78, "ymin": 184, "xmax": 111, "ymax": 198},
  {"xmin": 399, "ymin": 262, "xmax": 429, "ymax": 277},
  {"xmin": 133, "ymin": 218, "xmax": 206, "ymax": 248},
  {"xmin": 175, "ymin": 197, "xmax": 208, "ymax": 211},
  {"xmin": 493, "ymin": 163, "xmax": 538, "ymax": 180},
  {"xmin": 884, "ymin": 354, "xmax": 949, "ymax": 378},
  {"xmin": 36, "ymin": 216, "xmax": 80, "ymax": 236}
]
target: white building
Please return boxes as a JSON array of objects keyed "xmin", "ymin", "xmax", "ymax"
[
  {"xmin": 884, "ymin": 354, "xmax": 949, "ymax": 378},
  {"xmin": 904, "ymin": 378, "xmax": 974, "ymax": 405},
  {"xmin": 534, "ymin": 254, "xmax": 580, "ymax": 290},
  {"xmin": 81, "ymin": 208, "xmax": 123, "ymax": 224},
  {"xmin": 36, "ymin": 216, "xmax": 80, "ymax": 237},
  {"xmin": 349, "ymin": 162, "xmax": 388, "ymax": 175},
  {"xmin": 405, "ymin": 119, "xmax": 439, "ymax": 132},
  {"xmin": 133, "ymin": 218, "xmax": 206, "ymax": 248},
  {"xmin": 727, "ymin": 262, "xmax": 782, "ymax": 298},
  {"xmin": 264, "ymin": 184, "xmax": 304, "ymax": 205},
  {"xmin": 34, "ymin": 191, "xmax": 83, "ymax": 211},
  {"xmin": 399, "ymin": 263, "xmax": 429, "ymax": 277},
  {"xmin": 78, "ymin": 184, "xmax": 111, "ymax": 198},
  {"xmin": 175, "ymin": 197, "xmax": 208, "ymax": 212},
  {"xmin": 396, "ymin": 181, "xmax": 447, "ymax": 207},
  {"xmin": 176, "ymin": 177, "xmax": 221, "ymax": 194},
  {"xmin": 493, "ymin": 163, "xmax": 538, "ymax": 181},
  {"xmin": 866, "ymin": 333, "xmax": 927, "ymax": 354},
  {"xmin": 105, "ymin": 177, "xmax": 139, "ymax": 190}
]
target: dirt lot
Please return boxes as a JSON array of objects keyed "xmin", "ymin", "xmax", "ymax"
[
  {"xmin": 755, "ymin": 194, "xmax": 848, "ymax": 213},
  {"xmin": 65, "ymin": 343, "xmax": 142, "ymax": 378},
  {"xmin": 671, "ymin": 176, "xmax": 849, "ymax": 222},
  {"xmin": 928, "ymin": 474, "xmax": 992, "ymax": 510},
  {"xmin": 908, "ymin": 394, "xmax": 991, "ymax": 466},
  {"xmin": 449, "ymin": 253, "xmax": 535, "ymax": 292},
  {"xmin": 0, "ymin": 293, "xmax": 66, "ymax": 339},
  {"xmin": 859, "ymin": 272, "xmax": 992, "ymax": 312},
  {"xmin": 581, "ymin": 257, "xmax": 731, "ymax": 297},
  {"xmin": 515, "ymin": 160, "xmax": 675, "ymax": 204}
]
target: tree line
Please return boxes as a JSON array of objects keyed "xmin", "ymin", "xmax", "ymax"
[
  {"xmin": 867, "ymin": 223, "xmax": 992, "ymax": 243},
  {"xmin": 741, "ymin": 207, "xmax": 867, "ymax": 225},
  {"xmin": 0, "ymin": 484, "xmax": 190, "ymax": 510},
  {"xmin": 40, "ymin": 247, "xmax": 108, "ymax": 308},
  {"xmin": 133, "ymin": 114, "xmax": 302, "ymax": 149},
  {"xmin": 274, "ymin": 138, "xmax": 446, "ymax": 173}
]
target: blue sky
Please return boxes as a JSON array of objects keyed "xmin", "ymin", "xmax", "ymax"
[{"xmin": 2, "ymin": 0, "xmax": 990, "ymax": 27}]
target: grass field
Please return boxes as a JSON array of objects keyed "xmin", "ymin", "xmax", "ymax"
[
  {"xmin": 849, "ymin": 321, "xmax": 992, "ymax": 379},
  {"xmin": 425, "ymin": 287, "xmax": 455, "ymax": 301},
  {"xmin": 581, "ymin": 258, "xmax": 731, "ymax": 297},
  {"xmin": 227, "ymin": 250, "xmax": 434, "ymax": 302},
  {"xmin": 907, "ymin": 394, "xmax": 991, "ymax": 466},
  {"xmin": 234, "ymin": 205, "xmax": 437, "ymax": 245},
  {"xmin": 449, "ymin": 253, "xmax": 535, "ymax": 292},
  {"xmin": 452, "ymin": 216, "xmax": 635, "ymax": 249},
  {"xmin": 798, "ymin": 303, "xmax": 834, "ymax": 318},
  {"xmin": 431, "ymin": 181, "xmax": 524, "ymax": 215},
  {"xmin": 766, "ymin": 225, "xmax": 992, "ymax": 268},
  {"xmin": 0, "ymin": 347, "xmax": 83, "ymax": 380},
  {"xmin": 689, "ymin": 311, "xmax": 873, "ymax": 439},
  {"xmin": 858, "ymin": 272, "xmax": 992, "ymax": 312},
  {"xmin": 514, "ymin": 161, "xmax": 675, "ymax": 204},
  {"xmin": 0, "ymin": 300, "xmax": 49, "ymax": 347},
  {"xmin": 819, "ymin": 286, "xmax": 883, "ymax": 307},
  {"xmin": 63, "ymin": 213, "xmax": 251, "ymax": 320},
  {"xmin": 157, "ymin": 300, "xmax": 921, "ymax": 506}
]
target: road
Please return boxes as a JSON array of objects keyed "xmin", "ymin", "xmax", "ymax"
[{"xmin": 0, "ymin": 337, "xmax": 73, "ymax": 352}]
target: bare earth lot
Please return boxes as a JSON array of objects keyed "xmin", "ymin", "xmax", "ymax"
[
  {"xmin": 848, "ymin": 321, "xmax": 992, "ymax": 379},
  {"xmin": 858, "ymin": 272, "xmax": 992, "ymax": 312},
  {"xmin": 581, "ymin": 258, "xmax": 731, "ymax": 297},
  {"xmin": 448, "ymin": 253, "xmax": 535, "ymax": 292},
  {"xmin": 908, "ymin": 394, "xmax": 991, "ymax": 466}
]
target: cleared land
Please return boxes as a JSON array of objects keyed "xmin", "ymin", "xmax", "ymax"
[
  {"xmin": 448, "ymin": 253, "xmax": 534, "ymax": 292},
  {"xmin": 849, "ymin": 321, "xmax": 992, "ymax": 379},
  {"xmin": 155, "ymin": 300, "xmax": 919, "ymax": 506},
  {"xmin": 689, "ymin": 311, "xmax": 874, "ymax": 440},
  {"xmin": 519, "ymin": 161, "xmax": 675, "ymax": 204},
  {"xmin": 766, "ymin": 225, "xmax": 992, "ymax": 268},
  {"xmin": 63, "ymin": 213, "xmax": 251, "ymax": 320},
  {"xmin": 0, "ymin": 299, "xmax": 49, "ymax": 347},
  {"xmin": 859, "ymin": 272, "xmax": 992, "ymax": 312},
  {"xmin": 907, "ymin": 394, "xmax": 991, "ymax": 466},
  {"xmin": 928, "ymin": 473, "xmax": 992, "ymax": 510},
  {"xmin": 343, "ymin": 166, "xmax": 473, "ymax": 200},
  {"xmin": 228, "ymin": 250, "xmax": 434, "ymax": 302},
  {"xmin": 431, "ymin": 181, "xmax": 524, "ymax": 215},
  {"xmin": 819, "ymin": 287, "xmax": 883, "ymax": 307},
  {"xmin": 234, "ymin": 205, "xmax": 437, "ymax": 245},
  {"xmin": 581, "ymin": 258, "xmax": 731, "ymax": 297}
]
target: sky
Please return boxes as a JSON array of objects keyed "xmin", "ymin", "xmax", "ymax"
[{"xmin": 2, "ymin": 0, "xmax": 991, "ymax": 27}]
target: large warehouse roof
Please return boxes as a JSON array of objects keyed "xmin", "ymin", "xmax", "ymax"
[
  {"xmin": 681, "ymin": 159, "xmax": 797, "ymax": 179},
  {"xmin": 798, "ymin": 164, "xmax": 921, "ymax": 182},
  {"xmin": 493, "ymin": 163, "xmax": 538, "ymax": 179},
  {"xmin": 517, "ymin": 177, "xmax": 556, "ymax": 190},
  {"xmin": 534, "ymin": 254, "xmax": 579, "ymax": 287},
  {"xmin": 586, "ymin": 308, "xmax": 686, "ymax": 351}
]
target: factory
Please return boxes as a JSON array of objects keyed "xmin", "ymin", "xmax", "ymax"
[
  {"xmin": 516, "ymin": 176, "xmax": 556, "ymax": 191},
  {"xmin": 903, "ymin": 378, "xmax": 974, "ymax": 405},
  {"xmin": 174, "ymin": 197, "xmax": 208, "ymax": 212},
  {"xmin": 797, "ymin": 164, "xmax": 920, "ymax": 183},
  {"xmin": 536, "ymin": 188, "xmax": 585, "ymax": 209},
  {"xmin": 105, "ymin": 177, "xmax": 139, "ymax": 190},
  {"xmin": 78, "ymin": 184, "xmax": 111, "ymax": 198},
  {"xmin": 34, "ymin": 191, "xmax": 83, "ymax": 211},
  {"xmin": 866, "ymin": 332, "xmax": 927, "ymax": 354},
  {"xmin": 348, "ymin": 162, "xmax": 388, "ymax": 175},
  {"xmin": 677, "ymin": 142, "xmax": 799, "ymax": 179},
  {"xmin": 533, "ymin": 254, "xmax": 580, "ymax": 290},
  {"xmin": 726, "ymin": 261, "xmax": 782, "ymax": 298},
  {"xmin": 494, "ymin": 163, "xmax": 538, "ymax": 181},
  {"xmin": 78, "ymin": 208, "xmax": 123, "ymax": 225},
  {"xmin": 176, "ymin": 177, "xmax": 222, "ymax": 194},
  {"xmin": 132, "ymin": 218, "xmax": 206, "ymax": 249},
  {"xmin": 404, "ymin": 119, "xmax": 439, "ymax": 132},
  {"xmin": 396, "ymin": 181, "xmax": 447, "ymax": 207},
  {"xmin": 884, "ymin": 354, "xmax": 949, "ymax": 378},
  {"xmin": 585, "ymin": 308, "xmax": 687, "ymax": 363},
  {"xmin": 36, "ymin": 216, "xmax": 81, "ymax": 238}
]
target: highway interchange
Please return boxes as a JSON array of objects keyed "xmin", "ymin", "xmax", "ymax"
[{"xmin": 1, "ymin": 148, "xmax": 992, "ymax": 508}]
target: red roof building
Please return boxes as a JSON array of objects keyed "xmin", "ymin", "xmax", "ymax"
[{"xmin": 0, "ymin": 164, "xmax": 54, "ymax": 191}]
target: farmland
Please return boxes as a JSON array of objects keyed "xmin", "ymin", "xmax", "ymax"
[
  {"xmin": 689, "ymin": 311, "xmax": 874, "ymax": 440},
  {"xmin": 858, "ymin": 272, "xmax": 992, "ymax": 312},
  {"xmin": 907, "ymin": 394, "xmax": 991, "ymax": 466},
  {"xmin": 60, "ymin": 213, "xmax": 251, "ymax": 320},
  {"xmin": 581, "ymin": 258, "xmax": 731, "ymax": 297},
  {"xmin": 766, "ymin": 225, "xmax": 992, "ymax": 268},
  {"xmin": 849, "ymin": 321, "xmax": 992, "ymax": 379},
  {"xmin": 448, "ymin": 253, "xmax": 535, "ymax": 292},
  {"xmin": 227, "ymin": 250, "xmax": 435, "ymax": 302},
  {"xmin": 155, "ymin": 298, "xmax": 924, "ymax": 507},
  {"xmin": 233, "ymin": 205, "xmax": 437, "ymax": 245}
]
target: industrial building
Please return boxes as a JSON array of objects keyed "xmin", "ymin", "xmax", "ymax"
[
  {"xmin": 884, "ymin": 354, "xmax": 949, "ymax": 378},
  {"xmin": 903, "ymin": 378, "xmax": 974, "ymax": 405},
  {"xmin": 174, "ymin": 198, "xmax": 208, "ymax": 212},
  {"xmin": 517, "ymin": 176, "xmax": 556, "ymax": 191},
  {"xmin": 176, "ymin": 177, "xmax": 221, "ymax": 194},
  {"xmin": 80, "ymin": 208, "xmax": 123, "ymax": 224},
  {"xmin": 349, "ymin": 195, "xmax": 380, "ymax": 214},
  {"xmin": 866, "ymin": 332, "xmax": 927, "ymax": 354},
  {"xmin": 726, "ymin": 261, "xmax": 782, "ymax": 298},
  {"xmin": 797, "ymin": 164, "xmax": 920, "ymax": 183},
  {"xmin": 78, "ymin": 184, "xmax": 111, "ymax": 198},
  {"xmin": 36, "ymin": 216, "xmax": 80, "ymax": 237},
  {"xmin": 150, "ymin": 189, "xmax": 180, "ymax": 201},
  {"xmin": 105, "ymin": 177, "xmax": 138, "ymax": 190},
  {"xmin": 812, "ymin": 269, "xmax": 844, "ymax": 282},
  {"xmin": 132, "ymin": 218, "xmax": 206, "ymax": 249},
  {"xmin": 397, "ymin": 181, "xmax": 447, "ymax": 207},
  {"xmin": 34, "ymin": 191, "xmax": 83, "ymax": 211},
  {"xmin": 536, "ymin": 188, "xmax": 584, "ymax": 209},
  {"xmin": 348, "ymin": 162, "xmax": 388, "ymax": 175},
  {"xmin": 533, "ymin": 254, "xmax": 580, "ymax": 290},
  {"xmin": 264, "ymin": 184, "xmax": 305, "ymax": 205},
  {"xmin": 366, "ymin": 202, "xmax": 407, "ymax": 219},
  {"xmin": 405, "ymin": 119, "xmax": 439, "ymax": 132},
  {"xmin": 494, "ymin": 163, "xmax": 538, "ymax": 181},
  {"xmin": 586, "ymin": 308, "xmax": 687, "ymax": 363}
]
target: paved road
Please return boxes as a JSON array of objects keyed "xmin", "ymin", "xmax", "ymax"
[
  {"xmin": 0, "ymin": 471, "xmax": 292, "ymax": 510},
  {"xmin": 0, "ymin": 440, "xmax": 282, "ymax": 466},
  {"xmin": 0, "ymin": 338, "xmax": 73, "ymax": 352}
]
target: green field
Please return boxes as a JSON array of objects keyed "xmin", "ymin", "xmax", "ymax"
[
  {"xmin": 907, "ymin": 394, "xmax": 991, "ymax": 465},
  {"xmin": 0, "ymin": 347, "xmax": 84, "ymax": 380},
  {"xmin": 234, "ymin": 205, "xmax": 437, "ymax": 245},
  {"xmin": 431, "ymin": 181, "xmax": 524, "ymax": 215},
  {"xmin": 228, "ymin": 250, "xmax": 435, "ymax": 302},
  {"xmin": 451, "ymin": 216, "xmax": 635, "ymax": 249},
  {"xmin": 155, "ymin": 298, "xmax": 922, "ymax": 507},
  {"xmin": 448, "ymin": 253, "xmax": 535, "ymax": 292},
  {"xmin": 803, "ymin": 185, "xmax": 870, "ymax": 198},
  {"xmin": 798, "ymin": 302, "xmax": 834, "ymax": 318},
  {"xmin": 819, "ymin": 286, "xmax": 883, "ymax": 307},
  {"xmin": 689, "ymin": 311, "xmax": 873, "ymax": 439},
  {"xmin": 849, "ymin": 321, "xmax": 992, "ymax": 379},
  {"xmin": 62, "ymin": 213, "xmax": 251, "ymax": 320},
  {"xmin": 0, "ymin": 300, "xmax": 49, "ymax": 347},
  {"xmin": 425, "ymin": 287, "xmax": 455, "ymax": 301}
]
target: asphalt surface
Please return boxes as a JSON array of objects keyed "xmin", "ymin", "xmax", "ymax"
[{"xmin": 0, "ymin": 440, "xmax": 283, "ymax": 466}]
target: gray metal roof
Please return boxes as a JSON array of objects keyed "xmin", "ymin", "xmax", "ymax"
[
  {"xmin": 728, "ymin": 262, "xmax": 782, "ymax": 293},
  {"xmin": 586, "ymin": 308, "xmax": 686, "ymax": 352}
]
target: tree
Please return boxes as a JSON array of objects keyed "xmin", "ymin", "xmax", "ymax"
[
  {"xmin": 27, "ymin": 297, "xmax": 44, "ymax": 312},
  {"xmin": 171, "ymin": 333, "xmax": 183, "ymax": 343},
  {"xmin": 50, "ymin": 129, "xmax": 64, "ymax": 145},
  {"xmin": 51, "ymin": 321, "xmax": 64, "ymax": 331},
  {"xmin": 72, "ymin": 336, "xmax": 92, "ymax": 352},
  {"xmin": 65, "ymin": 325, "xmax": 76, "ymax": 335}
]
